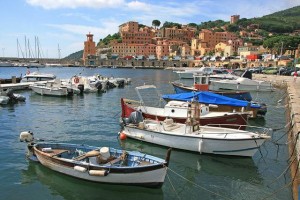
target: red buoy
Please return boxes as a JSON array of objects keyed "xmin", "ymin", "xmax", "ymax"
[{"xmin": 119, "ymin": 132, "xmax": 127, "ymax": 140}]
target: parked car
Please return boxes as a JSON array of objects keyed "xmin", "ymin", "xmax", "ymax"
[
  {"xmin": 279, "ymin": 67, "xmax": 299, "ymax": 76},
  {"xmin": 262, "ymin": 67, "xmax": 278, "ymax": 74},
  {"xmin": 249, "ymin": 67, "xmax": 264, "ymax": 74}
]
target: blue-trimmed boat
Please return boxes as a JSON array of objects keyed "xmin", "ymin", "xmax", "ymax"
[{"xmin": 20, "ymin": 131, "xmax": 171, "ymax": 188}]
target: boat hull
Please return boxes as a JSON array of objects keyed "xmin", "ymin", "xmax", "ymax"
[
  {"xmin": 209, "ymin": 80, "xmax": 274, "ymax": 92},
  {"xmin": 31, "ymin": 85, "xmax": 72, "ymax": 96},
  {"xmin": 123, "ymin": 126, "xmax": 265, "ymax": 157}
]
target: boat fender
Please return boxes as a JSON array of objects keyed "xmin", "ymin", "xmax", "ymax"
[
  {"xmin": 100, "ymin": 147, "xmax": 111, "ymax": 160},
  {"xmin": 74, "ymin": 166, "xmax": 87, "ymax": 172},
  {"xmin": 20, "ymin": 131, "xmax": 34, "ymax": 142},
  {"xmin": 74, "ymin": 77, "xmax": 79, "ymax": 84},
  {"xmin": 89, "ymin": 170, "xmax": 109, "ymax": 176},
  {"xmin": 42, "ymin": 147, "xmax": 53, "ymax": 152},
  {"xmin": 198, "ymin": 139, "xmax": 203, "ymax": 154}
]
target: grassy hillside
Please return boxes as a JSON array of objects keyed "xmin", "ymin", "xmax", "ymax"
[{"xmin": 237, "ymin": 6, "xmax": 300, "ymax": 33}]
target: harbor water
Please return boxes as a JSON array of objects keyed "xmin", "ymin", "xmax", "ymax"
[{"xmin": 0, "ymin": 67, "xmax": 293, "ymax": 200}]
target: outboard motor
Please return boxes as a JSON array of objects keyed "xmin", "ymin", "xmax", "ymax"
[
  {"xmin": 6, "ymin": 90, "xmax": 17, "ymax": 102},
  {"xmin": 20, "ymin": 131, "xmax": 34, "ymax": 142},
  {"xmin": 123, "ymin": 111, "xmax": 144, "ymax": 125},
  {"xmin": 95, "ymin": 82, "xmax": 102, "ymax": 92},
  {"xmin": 107, "ymin": 81, "xmax": 116, "ymax": 89},
  {"xmin": 67, "ymin": 88, "xmax": 74, "ymax": 96},
  {"xmin": 117, "ymin": 80, "xmax": 125, "ymax": 88},
  {"xmin": 77, "ymin": 84, "xmax": 84, "ymax": 94},
  {"xmin": 242, "ymin": 70, "xmax": 252, "ymax": 79}
]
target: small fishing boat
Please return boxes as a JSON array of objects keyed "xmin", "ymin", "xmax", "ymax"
[
  {"xmin": 172, "ymin": 74, "xmax": 252, "ymax": 101},
  {"xmin": 31, "ymin": 79, "xmax": 78, "ymax": 97},
  {"xmin": 0, "ymin": 96, "xmax": 9, "ymax": 104},
  {"xmin": 0, "ymin": 89, "xmax": 26, "ymax": 104},
  {"xmin": 19, "ymin": 131, "xmax": 171, "ymax": 188},
  {"xmin": 69, "ymin": 76, "xmax": 106, "ymax": 93},
  {"xmin": 120, "ymin": 101, "xmax": 271, "ymax": 157},
  {"xmin": 121, "ymin": 98, "xmax": 249, "ymax": 130}
]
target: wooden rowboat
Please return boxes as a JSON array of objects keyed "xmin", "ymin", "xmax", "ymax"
[{"xmin": 20, "ymin": 131, "xmax": 171, "ymax": 188}]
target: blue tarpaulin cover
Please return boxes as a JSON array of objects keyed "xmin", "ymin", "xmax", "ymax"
[{"xmin": 162, "ymin": 91, "xmax": 261, "ymax": 108}]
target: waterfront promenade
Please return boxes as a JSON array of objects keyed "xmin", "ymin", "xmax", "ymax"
[{"xmin": 253, "ymin": 74, "xmax": 300, "ymax": 199}]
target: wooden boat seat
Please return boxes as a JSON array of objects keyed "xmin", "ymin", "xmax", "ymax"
[
  {"xmin": 42, "ymin": 149, "xmax": 70, "ymax": 157},
  {"xmin": 138, "ymin": 160, "xmax": 151, "ymax": 166}
]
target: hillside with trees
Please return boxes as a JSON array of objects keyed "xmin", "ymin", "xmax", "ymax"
[{"xmin": 64, "ymin": 50, "xmax": 83, "ymax": 60}]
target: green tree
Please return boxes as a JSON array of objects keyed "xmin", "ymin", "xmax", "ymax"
[{"xmin": 152, "ymin": 20, "xmax": 161, "ymax": 29}]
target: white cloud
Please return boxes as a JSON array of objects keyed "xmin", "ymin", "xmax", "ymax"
[
  {"xmin": 46, "ymin": 20, "xmax": 120, "ymax": 39},
  {"xmin": 26, "ymin": 0, "xmax": 125, "ymax": 9}
]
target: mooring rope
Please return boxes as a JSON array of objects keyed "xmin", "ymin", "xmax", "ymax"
[
  {"xmin": 167, "ymin": 167, "xmax": 234, "ymax": 200},
  {"xmin": 166, "ymin": 173, "xmax": 181, "ymax": 200}
]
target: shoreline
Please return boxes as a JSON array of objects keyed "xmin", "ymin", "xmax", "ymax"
[{"xmin": 253, "ymin": 74, "xmax": 299, "ymax": 200}]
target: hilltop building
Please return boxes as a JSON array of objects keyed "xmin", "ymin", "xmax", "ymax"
[
  {"xmin": 230, "ymin": 15, "xmax": 240, "ymax": 24},
  {"xmin": 83, "ymin": 32, "xmax": 96, "ymax": 65}
]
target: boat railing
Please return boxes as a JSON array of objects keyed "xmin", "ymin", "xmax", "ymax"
[{"xmin": 205, "ymin": 123, "xmax": 272, "ymax": 135}]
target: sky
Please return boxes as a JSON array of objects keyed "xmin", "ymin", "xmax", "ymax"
[{"xmin": 0, "ymin": 0, "xmax": 299, "ymax": 58}]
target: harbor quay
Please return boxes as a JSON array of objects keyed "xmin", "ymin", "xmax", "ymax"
[{"xmin": 253, "ymin": 73, "xmax": 300, "ymax": 200}]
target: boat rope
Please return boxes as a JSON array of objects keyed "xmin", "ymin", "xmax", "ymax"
[
  {"xmin": 166, "ymin": 174, "xmax": 181, "ymax": 200},
  {"xmin": 254, "ymin": 139, "xmax": 267, "ymax": 164},
  {"xmin": 166, "ymin": 167, "xmax": 234, "ymax": 200},
  {"xmin": 287, "ymin": 131, "xmax": 300, "ymax": 162},
  {"xmin": 267, "ymin": 156, "xmax": 297, "ymax": 187}
]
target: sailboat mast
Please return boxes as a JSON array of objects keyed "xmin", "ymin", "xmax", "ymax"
[
  {"xmin": 17, "ymin": 38, "xmax": 19, "ymax": 58},
  {"xmin": 25, "ymin": 36, "xmax": 27, "ymax": 59}
]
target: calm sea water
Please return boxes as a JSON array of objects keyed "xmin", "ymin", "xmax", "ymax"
[{"xmin": 0, "ymin": 67, "xmax": 292, "ymax": 200}]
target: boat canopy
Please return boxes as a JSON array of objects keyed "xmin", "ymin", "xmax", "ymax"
[{"xmin": 162, "ymin": 91, "xmax": 261, "ymax": 108}]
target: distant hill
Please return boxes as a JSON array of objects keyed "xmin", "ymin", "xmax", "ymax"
[
  {"xmin": 64, "ymin": 50, "xmax": 83, "ymax": 60},
  {"xmin": 237, "ymin": 6, "xmax": 300, "ymax": 33}
]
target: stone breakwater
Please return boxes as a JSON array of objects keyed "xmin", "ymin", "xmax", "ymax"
[{"xmin": 253, "ymin": 74, "xmax": 300, "ymax": 199}]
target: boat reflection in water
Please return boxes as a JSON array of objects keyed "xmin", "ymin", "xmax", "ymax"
[
  {"xmin": 120, "ymin": 139, "xmax": 262, "ymax": 183},
  {"xmin": 21, "ymin": 162, "xmax": 164, "ymax": 200}
]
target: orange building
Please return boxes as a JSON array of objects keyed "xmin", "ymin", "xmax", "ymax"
[
  {"xmin": 199, "ymin": 29, "xmax": 238, "ymax": 50},
  {"xmin": 83, "ymin": 32, "xmax": 96, "ymax": 65},
  {"xmin": 122, "ymin": 27, "xmax": 155, "ymax": 44},
  {"xmin": 119, "ymin": 21, "xmax": 139, "ymax": 37},
  {"xmin": 160, "ymin": 26, "xmax": 196, "ymax": 43}
]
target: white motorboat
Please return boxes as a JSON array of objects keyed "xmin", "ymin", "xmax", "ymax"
[
  {"xmin": 122, "ymin": 116, "xmax": 271, "ymax": 157},
  {"xmin": 209, "ymin": 77, "xmax": 274, "ymax": 92},
  {"xmin": 31, "ymin": 79, "xmax": 78, "ymax": 96},
  {"xmin": 175, "ymin": 67, "xmax": 215, "ymax": 79},
  {"xmin": 21, "ymin": 71, "xmax": 56, "ymax": 83}
]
